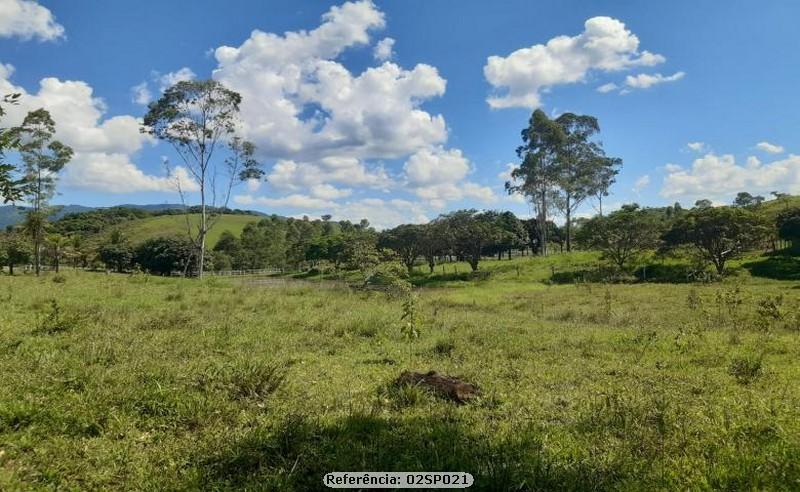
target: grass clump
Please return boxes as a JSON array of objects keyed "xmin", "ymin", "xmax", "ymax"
[{"xmin": 728, "ymin": 353, "xmax": 763, "ymax": 384}]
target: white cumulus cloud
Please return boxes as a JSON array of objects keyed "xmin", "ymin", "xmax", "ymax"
[
  {"xmin": 755, "ymin": 141, "xmax": 784, "ymax": 154},
  {"xmin": 596, "ymin": 82, "xmax": 618, "ymax": 93},
  {"xmin": 156, "ymin": 67, "xmax": 196, "ymax": 92},
  {"xmin": 0, "ymin": 0, "xmax": 64, "ymax": 41},
  {"xmin": 373, "ymin": 37, "xmax": 395, "ymax": 61},
  {"xmin": 624, "ymin": 71, "xmax": 684, "ymax": 89},
  {"xmin": 211, "ymin": 0, "xmax": 447, "ymax": 162},
  {"xmin": 686, "ymin": 141, "xmax": 707, "ymax": 153},
  {"xmin": 661, "ymin": 152, "xmax": 800, "ymax": 201},
  {"xmin": 0, "ymin": 63, "xmax": 189, "ymax": 193},
  {"xmin": 484, "ymin": 16, "xmax": 665, "ymax": 108},
  {"xmin": 632, "ymin": 174, "xmax": 650, "ymax": 193}
]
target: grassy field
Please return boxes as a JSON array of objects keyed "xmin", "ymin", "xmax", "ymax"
[
  {"xmin": 1, "ymin": 255, "xmax": 800, "ymax": 490},
  {"xmin": 112, "ymin": 214, "xmax": 262, "ymax": 247}
]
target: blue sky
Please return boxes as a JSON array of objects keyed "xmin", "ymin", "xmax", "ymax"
[{"xmin": 1, "ymin": 0, "xmax": 799, "ymax": 227}]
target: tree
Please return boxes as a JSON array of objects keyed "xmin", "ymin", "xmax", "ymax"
[
  {"xmin": 134, "ymin": 236, "xmax": 194, "ymax": 276},
  {"xmin": 776, "ymin": 207, "xmax": 800, "ymax": 246},
  {"xmin": 98, "ymin": 230, "xmax": 134, "ymax": 273},
  {"xmin": 663, "ymin": 206, "xmax": 768, "ymax": 275},
  {"xmin": 733, "ymin": 192, "xmax": 765, "ymax": 208},
  {"xmin": 1, "ymin": 93, "xmax": 22, "ymax": 204},
  {"xmin": 507, "ymin": 109, "xmax": 620, "ymax": 253},
  {"xmin": 551, "ymin": 112, "xmax": 620, "ymax": 251},
  {"xmin": 0, "ymin": 231, "xmax": 30, "ymax": 275},
  {"xmin": 575, "ymin": 204, "xmax": 662, "ymax": 271},
  {"xmin": 507, "ymin": 109, "xmax": 561, "ymax": 256},
  {"xmin": 142, "ymin": 80, "xmax": 263, "ymax": 278},
  {"xmin": 418, "ymin": 222, "xmax": 446, "ymax": 273},
  {"xmin": 436, "ymin": 210, "xmax": 503, "ymax": 271},
  {"xmin": 694, "ymin": 199, "xmax": 712, "ymax": 209},
  {"xmin": 379, "ymin": 224, "xmax": 424, "ymax": 273},
  {"xmin": 14, "ymin": 109, "xmax": 73, "ymax": 275},
  {"xmin": 592, "ymin": 157, "xmax": 621, "ymax": 217},
  {"xmin": 44, "ymin": 233, "xmax": 70, "ymax": 273},
  {"xmin": 212, "ymin": 230, "xmax": 243, "ymax": 270},
  {"xmin": 522, "ymin": 218, "xmax": 561, "ymax": 255},
  {"xmin": 483, "ymin": 211, "xmax": 527, "ymax": 260}
]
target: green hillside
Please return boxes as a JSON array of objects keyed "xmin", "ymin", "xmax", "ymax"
[
  {"xmin": 758, "ymin": 194, "xmax": 800, "ymax": 219},
  {"xmin": 114, "ymin": 213, "xmax": 262, "ymax": 247}
]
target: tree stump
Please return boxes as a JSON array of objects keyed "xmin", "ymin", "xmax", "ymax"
[{"xmin": 394, "ymin": 370, "xmax": 480, "ymax": 404}]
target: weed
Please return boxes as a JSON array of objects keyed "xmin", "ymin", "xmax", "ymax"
[
  {"xmin": 34, "ymin": 299, "xmax": 78, "ymax": 334},
  {"xmin": 728, "ymin": 354, "xmax": 763, "ymax": 384},
  {"xmin": 433, "ymin": 339, "xmax": 456, "ymax": 357},
  {"xmin": 755, "ymin": 294, "xmax": 784, "ymax": 331}
]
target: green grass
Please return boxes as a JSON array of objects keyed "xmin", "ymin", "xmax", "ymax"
[
  {"xmin": 113, "ymin": 214, "xmax": 261, "ymax": 247},
  {"xmin": 1, "ymin": 258, "xmax": 800, "ymax": 490}
]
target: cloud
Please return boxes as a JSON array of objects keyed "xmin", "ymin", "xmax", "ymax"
[
  {"xmin": 156, "ymin": 67, "xmax": 196, "ymax": 92},
  {"xmin": 232, "ymin": 194, "xmax": 429, "ymax": 229},
  {"xmin": 755, "ymin": 141, "xmax": 784, "ymax": 154},
  {"xmin": 131, "ymin": 82, "xmax": 152, "ymax": 106},
  {"xmin": 267, "ymin": 157, "xmax": 391, "ymax": 191},
  {"xmin": 661, "ymin": 152, "xmax": 800, "ymax": 200},
  {"xmin": 596, "ymin": 82, "xmax": 618, "ymax": 93},
  {"xmin": 402, "ymin": 147, "xmax": 496, "ymax": 207},
  {"xmin": 404, "ymin": 147, "xmax": 469, "ymax": 185},
  {"xmin": 686, "ymin": 141, "xmax": 707, "ymax": 153},
  {"xmin": 211, "ymin": 0, "xmax": 447, "ymax": 162},
  {"xmin": 210, "ymin": 1, "xmax": 484, "ymax": 214},
  {"xmin": 624, "ymin": 71, "xmax": 684, "ymax": 89},
  {"xmin": 0, "ymin": 63, "xmax": 184, "ymax": 193},
  {"xmin": 497, "ymin": 162, "xmax": 516, "ymax": 181},
  {"xmin": 0, "ymin": 0, "xmax": 64, "ymax": 41},
  {"xmin": 235, "ymin": 193, "xmax": 338, "ymax": 210},
  {"xmin": 373, "ymin": 37, "xmax": 395, "ymax": 61},
  {"xmin": 310, "ymin": 183, "xmax": 352, "ymax": 199},
  {"xmin": 632, "ymin": 174, "xmax": 650, "ymax": 193},
  {"xmin": 61, "ymin": 153, "xmax": 197, "ymax": 193},
  {"xmin": 334, "ymin": 198, "xmax": 429, "ymax": 228},
  {"xmin": 131, "ymin": 67, "xmax": 196, "ymax": 106},
  {"xmin": 483, "ymin": 16, "xmax": 665, "ymax": 108}
]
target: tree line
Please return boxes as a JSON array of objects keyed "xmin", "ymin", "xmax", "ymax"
[{"xmin": 2, "ymin": 88, "xmax": 799, "ymax": 279}]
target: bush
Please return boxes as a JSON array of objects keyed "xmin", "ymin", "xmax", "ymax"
[
  {"xmin": 728, "ymin": 354, "xmax": 763, "ymax": 384},
  {"xmin": 134, "ymin": 236, "xmax": 194, "ymax": 276}
]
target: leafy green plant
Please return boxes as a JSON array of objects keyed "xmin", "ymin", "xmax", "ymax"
[
  {"xmin": 35, "ymin": 299, "xmax": 77, "ymax": 334},
  {"xmin": 755, "ymin": 294, "xmax": 784, "ymax": 331},
  {"xmin": 728, "ymin": 354, "xmax": 763, "ymax": 384}
]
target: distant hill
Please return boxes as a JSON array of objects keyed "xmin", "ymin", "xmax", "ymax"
[
  {"xmin": 0, "ymin": 203, "xmax": 264, "ymax": 230},
  {"xmin": 0, "ymin": 204, "xmax": 95, "ymax": 229},
  {"xmin": 115, "ymin": 213, "xmax": 263, "ymax": 247}
]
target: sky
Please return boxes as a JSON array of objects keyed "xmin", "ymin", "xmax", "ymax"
[{"xmin": 1, "ymin": 0, "xmax": 799, "ymax": 228}]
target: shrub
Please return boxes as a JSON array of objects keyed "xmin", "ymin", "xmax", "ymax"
[
  {"xmin": 134, "ymin": 236, "xmax": 194, "ymax": 276},
  {"xmin": 728, "ymin": 354, "xmax": 763, "ymax": 384}
]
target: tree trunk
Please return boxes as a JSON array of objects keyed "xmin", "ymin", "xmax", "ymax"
[
  {"xmin": 8, "ymin": 263, "xmax": 13, "ymax": 275},
  {"xmin": 715, "ymin": 259, "xmax": 725, "ymax": 275},
  {"xmin": 565, "ymin": 195, "xmax": 572, "ymax": 252},
  {"xmin": 34, "ymin": 239, "xmax": 40, "ymax": 276},
  {"xmin": 540, "ymin": 191, "xmax": 548, "ymax": 256}
]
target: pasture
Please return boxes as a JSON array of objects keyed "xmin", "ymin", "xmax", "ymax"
[
  {"xmin": 112, "ymin": 214, "xmax": 262, "ymax": 247},
  {"xmin": 1, "ymin": 255, "xmax": 799, "ymax": 490}
]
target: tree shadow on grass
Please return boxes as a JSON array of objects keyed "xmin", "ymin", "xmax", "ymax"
[
  {"xmin": 196, "ymin": 413, "xmax": 617, "ymax": 491},
  {"xmin": 743, "ymin": 255, "xmax": 800, "ymax": 281}
]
